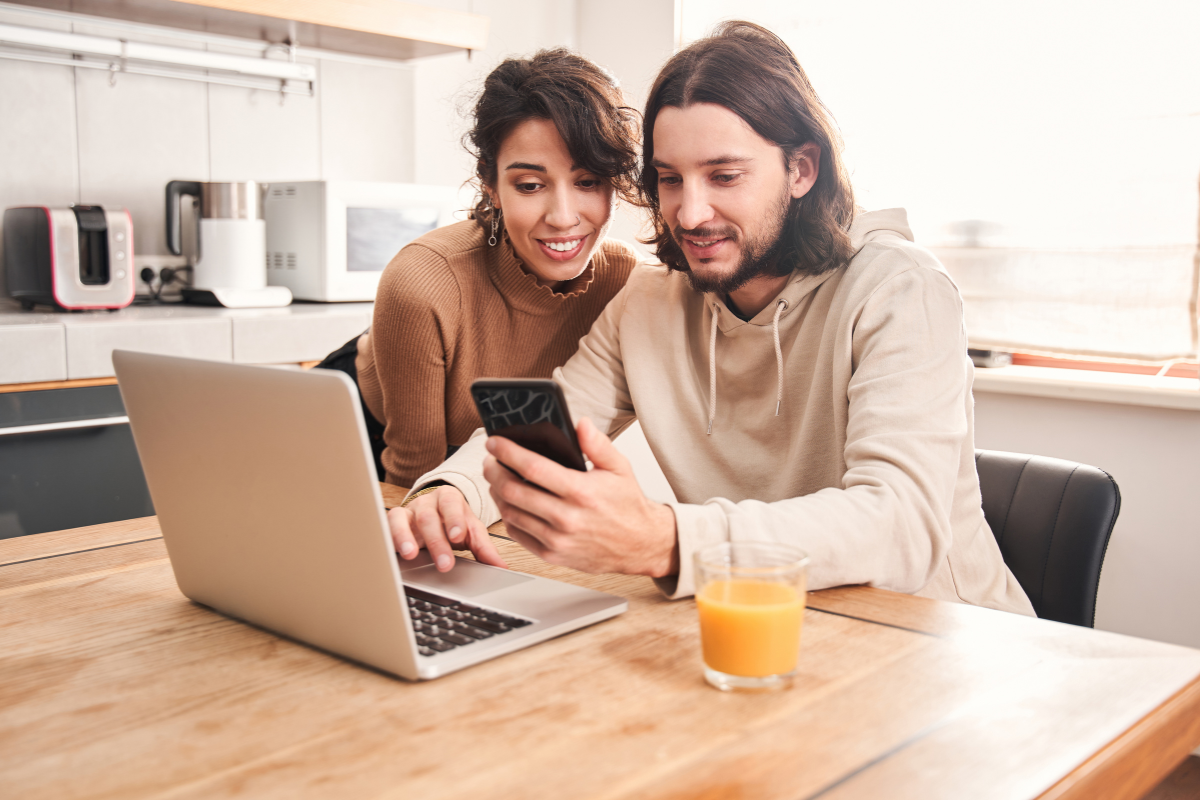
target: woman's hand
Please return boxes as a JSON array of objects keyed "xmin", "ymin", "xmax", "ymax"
[{"xmin": 387, "ymin": 486, "xmax": 508, "ymax": 572}]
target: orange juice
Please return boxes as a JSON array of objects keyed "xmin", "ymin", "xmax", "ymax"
[{"xmin": 696, "ymin": 580, "xmax": 805, "ymax": 677}]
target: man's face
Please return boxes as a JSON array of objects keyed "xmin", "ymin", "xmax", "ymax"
[{"xmin": 652, "ymin": 103, "xmax": 812, "ymax": 294}]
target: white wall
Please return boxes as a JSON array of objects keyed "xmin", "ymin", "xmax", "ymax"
[
  {"xmin": 973, "ymin": 391, "xmax": 1200, "ymax": 649},
  {"xmin": 0, "ymin": 7, "xmax": 420, "ymax": 292},
  {"xmin": 678, "ymin": 0, "xmax": 1200, "ymax": 250},
  {"xmin": 410, "ymin": 0, "xmax": 580, "ymax": 192}
]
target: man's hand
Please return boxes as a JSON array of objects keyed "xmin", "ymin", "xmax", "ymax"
[
  {"xmin": 482, "ymin": 417, "xmax": 679, "ymax": 577},
  {"xmin": 387, "ymin": 486, "xmax": 508, "ymax": 572}
]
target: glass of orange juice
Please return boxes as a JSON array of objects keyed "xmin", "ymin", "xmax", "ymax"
[{"xmin": 695, "ymin": 542, "xmax": 809, "ymax": 691}]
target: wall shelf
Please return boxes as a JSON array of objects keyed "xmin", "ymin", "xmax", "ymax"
[{"xmin": 4, "ymin": 0, "xmax": 488, "ymax": 60}]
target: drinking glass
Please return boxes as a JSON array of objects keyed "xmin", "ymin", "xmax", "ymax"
[{"xmin": 694, "ymin": 542, "xmax": 810, "ymax": 691}]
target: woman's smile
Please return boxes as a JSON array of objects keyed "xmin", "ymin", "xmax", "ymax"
[{"xmin": 537, "ymin": 236, "xmax": 588, "ymax": 261}]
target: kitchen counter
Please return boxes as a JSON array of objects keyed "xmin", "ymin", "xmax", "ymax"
[{"xmin": 0, "ymin": 299, "xmax": 373, "ymax": 384}]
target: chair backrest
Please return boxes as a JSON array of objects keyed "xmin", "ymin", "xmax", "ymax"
[{"xmin": 974, "ymin": 450, "xmax": 1121, "ymax": 627}]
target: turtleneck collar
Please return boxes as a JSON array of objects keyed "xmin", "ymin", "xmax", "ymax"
[{"xmin": 486, "ymin": 231, "xmax": 598, "ymax": 315}]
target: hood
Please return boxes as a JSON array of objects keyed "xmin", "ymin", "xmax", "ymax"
[
  {"xmin": 849, "ymin": 207, "xmax": 914, "ymax": 250},
  {"xmin": 699, "ymin": 207, "xmax": 915, "ymax": 434}
]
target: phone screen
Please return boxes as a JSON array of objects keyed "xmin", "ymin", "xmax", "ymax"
[{"xmin": 470, "ymin": 380, "xmax": 587, "ymax": 472}]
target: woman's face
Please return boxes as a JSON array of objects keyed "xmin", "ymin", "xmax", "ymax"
[{"xmin": 488, "ymin": 118, "xmax": 615, "ymax": 288}]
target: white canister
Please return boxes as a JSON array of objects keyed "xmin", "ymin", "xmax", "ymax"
[
  {"xmin": 166, "ymin": 180, "xmax": 291, "ymax": 308},
  {"xmin": 195, "ymin": 217, "xmax": 267, "ymax": 290}
]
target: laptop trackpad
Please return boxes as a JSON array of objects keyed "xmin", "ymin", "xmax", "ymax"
[{"xmin": 404, "ymin": 560, "xmax": 534, "ymax": 598}]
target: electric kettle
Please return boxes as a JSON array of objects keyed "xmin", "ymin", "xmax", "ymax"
[{"xmin": 166, "ymin": 180, "xmax": 292, "ymax": 308}]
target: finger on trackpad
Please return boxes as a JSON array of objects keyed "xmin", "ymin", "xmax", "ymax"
[{"xmin": 403, "ymin": 558, "xmax": 534, "ymax": 597}]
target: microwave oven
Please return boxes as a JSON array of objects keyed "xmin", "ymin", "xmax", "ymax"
[{"xmin": 263, "ymin": 181, "xmax": 462, "ymax": 302}]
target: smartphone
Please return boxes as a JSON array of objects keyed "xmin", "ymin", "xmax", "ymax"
[{"xmin": 470, "ymin": 379, "xmax": 587, "ymax": 472}]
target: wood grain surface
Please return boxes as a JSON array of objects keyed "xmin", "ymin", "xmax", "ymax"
[
  {"xmin": 2, "ymin": 517, "xmax": 1199, "ymax": 800},
  {"xmin": 1145, "ymin": 756, "xmax": 1200, "ymax": 800},
  {"xmin": 379, "ymin": 482, "xmax": 409, "ymax": 509},
  {"xmin": 0, "ymin": 516, "xmax": 160, "ymax": 566},
  {"xmin": 0, "ymin": 0, "xmax": 488, "ymax": 55},
  {"xmin": 178, "ymin": 0, "xmax": 489, "ymax": 48}
]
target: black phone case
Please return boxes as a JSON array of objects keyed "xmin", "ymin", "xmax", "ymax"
[{"xmin": 470, "ymin": 379, "xmax": 587, "ymax": 472}]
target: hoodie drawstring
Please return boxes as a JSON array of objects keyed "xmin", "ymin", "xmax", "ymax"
[
  {"xmin": 707, "ymin": 298, "xmax": 788, "ymax": 434},
  {"xmin": 707, "ymin": 303, "xmax": 719, "ymax": 434},
  {"xmin": 772, "ymin": 298, "xmax": 788, "ymax": 415}
]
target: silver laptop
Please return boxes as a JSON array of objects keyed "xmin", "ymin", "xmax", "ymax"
[{"xmin": 113, "ymin": 350, "xmax": 627, "ymax": 680}]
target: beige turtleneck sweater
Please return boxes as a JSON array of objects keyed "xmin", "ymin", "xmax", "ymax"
[{"xmin": 356, "ymin": 219, "xmax": 637, "ymax": 488}]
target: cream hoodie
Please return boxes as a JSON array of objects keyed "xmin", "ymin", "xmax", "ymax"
[{"xmin": 412, "ymin": 209, "xmax": 1035, "ymax": 616}]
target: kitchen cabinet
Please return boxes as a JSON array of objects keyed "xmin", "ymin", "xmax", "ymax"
[
  {"xmin": 0, "ymin": 384, "xmax": 153, "ymax": 538},
  {"xmin": 0, "ymin": 300, "xmax": 375, "ymax": 537},
  {"xmin": 0, "ymin": 300, "xmax": 374, "ymax": 382},
  {"xmin": 5, "ymin": 0, "xmax": 488, "ymax": 60}
]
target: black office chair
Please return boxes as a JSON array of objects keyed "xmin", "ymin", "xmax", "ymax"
[{"xmin": 974, "ymin": 450, "xmax": 1121, "ymax": 627}]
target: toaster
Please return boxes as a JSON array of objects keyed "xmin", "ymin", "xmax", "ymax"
[{"xmin": 3, "ymin": 205, "xmax": 135, "ymax": 310}]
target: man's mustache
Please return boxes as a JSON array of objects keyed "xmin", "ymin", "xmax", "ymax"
[{"xmin": 672, "ymin": 225, "xmax": 738, "ymax": 243}]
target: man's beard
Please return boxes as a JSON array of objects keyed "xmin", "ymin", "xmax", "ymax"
[{"xmin": 670, "ymin": 187, "xmax": 792, "ymax": 296}]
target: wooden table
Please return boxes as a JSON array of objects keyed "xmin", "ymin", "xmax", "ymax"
[{"xmin": 4, "ymin": 495, "xmax": 1200, "ymax": 800}]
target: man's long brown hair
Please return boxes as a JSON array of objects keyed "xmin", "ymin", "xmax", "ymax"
[{"xmin": 641, "ymin": 21, "xmax": 856, "ymax": 276}]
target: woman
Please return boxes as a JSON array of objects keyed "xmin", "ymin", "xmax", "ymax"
[{"xmin": 321, "ymin": 49, "xmax": 641, "ymax": 492}]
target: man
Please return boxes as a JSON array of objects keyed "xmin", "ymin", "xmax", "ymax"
[{"xmin": 391, "ymin": 21, "xmax": 1033, "ymax": 615}]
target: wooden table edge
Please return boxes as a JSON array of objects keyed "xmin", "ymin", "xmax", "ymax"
[
  {"xmin": 0, "ymin": 516, "xmax": 162, "ymax": 566},
  {"xmin": 1038, "ymin": 674, "xmax": 1200, "ymax": 800}
]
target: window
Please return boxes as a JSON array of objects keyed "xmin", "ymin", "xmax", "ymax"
[{"xmin": 680, "ymin": 0, "xmax": 1200, "ymax": 360}]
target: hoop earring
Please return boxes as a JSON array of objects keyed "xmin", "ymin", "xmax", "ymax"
[{"xmin": 489, "ymin": 207, "xmax": 502, "ymax": 247}]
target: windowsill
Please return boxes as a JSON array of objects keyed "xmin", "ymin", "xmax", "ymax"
[{"xmin": 972, "ymin": 365, "xmax": 1200, "ymax": 411}]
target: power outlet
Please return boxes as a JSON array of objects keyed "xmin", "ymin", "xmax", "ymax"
[{"xmin": 134, "ymin": 256, "xmax": 191, "ymax": 298}]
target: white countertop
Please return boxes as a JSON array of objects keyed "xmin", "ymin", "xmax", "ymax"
[{"xmin": 0, "ymin": 298, "xmax": 373, "ymax": 384}]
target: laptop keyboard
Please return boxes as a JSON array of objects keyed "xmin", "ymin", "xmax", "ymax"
[{"xmin": 404, "ymin": 585, "xmax": 533, "ymax": 657}]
